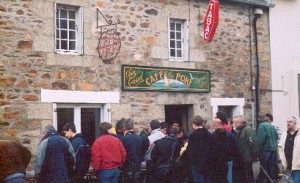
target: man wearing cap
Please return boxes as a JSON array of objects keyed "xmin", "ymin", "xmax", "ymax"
[
  {"xmin": 278, "ymin": 115, "xmax": 300, "ymax": 182},
  {"xmin": 256, "ymin": 114, "xmax": 278, "ymax": 183}
]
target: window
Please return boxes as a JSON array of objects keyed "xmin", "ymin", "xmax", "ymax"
[
  {"xmin": 169, "ymin": 18, "xmax": 188, "ymax": 61},
  {"xmin": 56, "ymin": 104, "xmax": 101, "ymax": 146},
  {"xmin": 55, "ymin": 4, "xmax": 83, "ymax": 55}
]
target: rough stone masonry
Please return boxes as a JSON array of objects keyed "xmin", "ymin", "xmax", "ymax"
[{"xmin": 0, "ymin": 0, "xmax": 271, "ymax": 169}]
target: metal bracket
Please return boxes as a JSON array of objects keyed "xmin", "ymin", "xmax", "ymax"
[{"xmin": 97, "ymin": 9, "xmax": 120, "ymax": 32}]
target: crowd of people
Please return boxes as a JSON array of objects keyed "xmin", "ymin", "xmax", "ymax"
[{"xmin": 1, "ymin": 112, "xmax": 300, "ymax": 183}]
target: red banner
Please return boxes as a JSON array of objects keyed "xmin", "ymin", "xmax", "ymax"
[{"xmin": 203, "ymin": 0, "xmax": 219, "ymax": 42}]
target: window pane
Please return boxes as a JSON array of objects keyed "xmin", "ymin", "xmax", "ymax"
[
  {"xmin": 69, "ymin": 21, "xmax": 76, "ymax": 30},
  {"xmin": 170, "ymin": 23, "xmax": 175, "ymax": 31},
  {"xmin": 61, "ymin": 30, "xmax": 68, "ymax": 39},
  {"xmin": 177, "ymin": 41, "xmax": 182, "ymax": 48},
  {"xmin": 69, "ymin": 41, "xmax": 76, "ymax": 50},
  {"xmin": 81, "ymin": 108, "xmax": 101, "ymax": 146},
  {"xmin": 170, "ymin": 32, "xmax": 175, "ymax": 39},
  {"xmin": 56, "ymin": 9, "xmax": 59, "ymax": 19},
  {"xmin": 56, "ymin": 30, "xmax": 60, "ymax": 38},
  {"xmin": 170, "ymin": 49, "xmax": 175, "ymax": 57},
  {"xmin": 69, "ymin": 10, "xmax": 76, "ymax": 19},
  {"xmin": 60, "ymin": 9, "xmax": 67, "ymax": 18},
  {"xmin": 177, "ymin": 50, "xmax": 182, "ymax": 57},
  {"xmin": 69, "ymin": 31, "xmax": 76, "ymax": 40},
  {"xmin": 60, "ymin": 19, "xmax": 67, "ymax": 29},
  {"xmin": 57, "ymin": 108, "xmax": 74, "ymax": 133},
  {"xmin": 176, "ymin": 23, "xmax": 181, "ymax": 31},
  {"xmin": 170, "ymin": 40, "xmax": 175, "ymax": 48},
  {"xmin": 56, "ymin": 40, "xmax": 60, "ymax": 49},
  {"xmin": 56, "ymin": 19, "xmax": 59, "ymax": 28},
  {"xmin": 61, "ymin": 40, "xmax": 67, "ymax": 50},
  {"xmin": 176, "ymin": 32, "xmax": 181, "ymax": 39}
]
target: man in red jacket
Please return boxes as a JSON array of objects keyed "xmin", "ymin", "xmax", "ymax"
[{"xmin": 91, "ymin": 122, "xmax": 126, "ymax": 183}]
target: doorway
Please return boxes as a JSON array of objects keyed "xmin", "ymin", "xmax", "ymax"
[{"xmin": 164, "ymin": 104, "xmax": 192, "ymax": 133}]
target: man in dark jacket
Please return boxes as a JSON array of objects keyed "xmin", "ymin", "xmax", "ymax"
[
  {"xmin": 62, "ymin": 122, "xmax": 91, "ymax": 183},
  {"xmin": 121, "ymin": 118, "xmax": 144, "ymax": 183},
  {"xmin": 35, "ymin": 125, "xmax": 75, "ymax": 183},
  {"xmin": 233, "ymin": 115, "xmax": 259, "ymax": 183},
  {"xmin": 212, "ymin": 118, "xmax": 239, "ymax": 183},
  {"xmin": 151, "ymin": 130, "xmax": 181, "ymax": 183},
  {"xmin": 181, "ymin": 115, "xmax": 218, "ymax": 183}
]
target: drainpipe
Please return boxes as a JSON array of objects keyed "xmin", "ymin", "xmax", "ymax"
[{"xmin": 253, "ymin": 8, "xmax": 263, "ymax": 128}]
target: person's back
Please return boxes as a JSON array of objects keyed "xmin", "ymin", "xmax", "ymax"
[
  {"xmin": 184, "ymin": 127, "xmax": 214, "ymax": 174},
  {"xmin": 62, "ymin": 122, "xmax": 91, "ymax": 183},
  {"xmin": 257, "ymin": 121, "xmax": 278, "ymax": 151},
  {"xmin": 71, "ymin": 134, "xmax": 91, "ymax": 183},
  {"xmin": 234, "ymin": 116, "xmax": 258, "ymax": 183},
  {"xmin": 151, "ymin": 136, "xmax": 181, "ymax": 182},
  {"xmin": 91, "ymin": 134, "xmax": 126, "ymax": 170},
  {"xmin": 121, "ymin": 118, "xmax": 143, "ymax": 183},
  {"xmin": 91, "ymin": 122, "xmax": 126, "ymax": 183},
  {"xmin": 35, "ymin": 125, "xmax": 75, "ymax": 183}
]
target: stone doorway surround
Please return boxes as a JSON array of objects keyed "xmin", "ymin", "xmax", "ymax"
[{"xmin": 210, "ymin": 98, "xmax": 245, "ymax": 119}]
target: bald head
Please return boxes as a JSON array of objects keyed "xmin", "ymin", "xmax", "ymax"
[{"xmin": 212, "ymin": 118, "xmax": 223, "ymax": 129}]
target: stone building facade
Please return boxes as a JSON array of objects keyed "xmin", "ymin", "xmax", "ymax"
[{"xmin": 0, "ymin": 0, "xmax": 272, "ymax": 168}]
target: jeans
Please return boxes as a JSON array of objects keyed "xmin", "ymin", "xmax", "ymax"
[
  {"xmin": 191, "ymin": 166, "xmax": 208, "ymax": 183},
  {"xmin": 4, "ymin": 173, "xmax": 24, "ymax": 183},
  {"xmin": 4, "ymin": 177, "xmax": 23, "ymax": 183},
  {"xmin": 292, "ymin": 170, "xmax": 300, "ymax": 183},
  {"xmin": 227, "ymin": 160, "xmax": 233, "ymax": 183},
  {"xmin": 257, "ymin": 150, "xmax": 277, "ymax": 182},
  {"xmin": 98, "ymin": 168, "xmax": 120, "ymax": 183},
  {"xmin": 123, "ymin": 171, "xmax": 141, "ymax": 183}
]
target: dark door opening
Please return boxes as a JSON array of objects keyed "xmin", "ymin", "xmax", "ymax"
[{"xmin": 165, "ymin": 104, "xmax": 192, "ymax": 133}]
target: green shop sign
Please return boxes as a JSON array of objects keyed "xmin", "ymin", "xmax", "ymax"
[{"xmin": 122, "ymin": 65, "xmax": 210, "ymax": 92}]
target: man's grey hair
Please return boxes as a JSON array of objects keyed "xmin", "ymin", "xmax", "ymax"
[
  {"xmin": 43, "ymin": 125, "xmax": 56, "ymax": 134},
  {"xmin": 124, "ymin": 118, "xmax": 134, "ymax": 130},
  {"xmin": 288, "ymin": 115, "xmax": 299, "ymax": 125},
  {"xmin": 233, "ymin": 115, "xmax": 244, "ymax": 123}
]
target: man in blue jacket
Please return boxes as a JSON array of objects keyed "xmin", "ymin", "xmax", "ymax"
[
  {"xmin": 62, "ymin": 122, "xmax": 91, "ymax": 183},
  {"xmin": 35, "ymin": 125, "xmax": 75, "ymax": 183},
  {"xmin": 121, "ymin": 118, "xmax": 144, "ymax": 183}
]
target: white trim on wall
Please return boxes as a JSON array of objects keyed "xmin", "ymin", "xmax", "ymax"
[
  {"xmin": 41, "ymin": 89, "xmax": 120, "ymax": 103},
  {"xmin": 289, "ymin": 69, "xmax": 300, "ymax": 116},
  {"xmin": 210, "ymin": 98, "xmax": 245, "ymax": 118}
]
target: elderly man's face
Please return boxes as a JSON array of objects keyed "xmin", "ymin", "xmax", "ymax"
[
  {"xmin": 233, "ymin": 119, "xmax": 242, "ymax": 129},
  {"xmin": 287, "ymin": 117, "xmax": 297, "ymax": 131}
]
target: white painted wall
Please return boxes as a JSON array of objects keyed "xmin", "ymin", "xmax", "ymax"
[{"xmin": 269, "ymin": 0, "xmax": 300, "ymax": 131}]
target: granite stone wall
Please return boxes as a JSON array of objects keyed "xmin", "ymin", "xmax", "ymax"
[{"xmin": 0, "ymin": 0, "xmax": 272, "ymax": 169}]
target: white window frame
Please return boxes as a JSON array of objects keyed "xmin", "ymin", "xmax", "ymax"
[
  {"xmin": 54, "ymin": 104, "xmax": 102, "ymax": 133},
  {"xmin": 168, "ymin": 18, "xmax": 189, "ymax": 61},
  {"xmin": 210, "ymin": 98, "xmax": 245, "ymax": 118},
  {"xmin": 54, "ymin": 3, "xmax": 83, "ymax": 55}
]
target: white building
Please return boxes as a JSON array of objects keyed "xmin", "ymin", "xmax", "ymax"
[{"xmin": 270, "ymin": 0, "xmax": 300, "ymax": 131}]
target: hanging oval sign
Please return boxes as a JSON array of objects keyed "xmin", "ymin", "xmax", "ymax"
[
  {"xmin": 203, "ymin": 0, "xmax": 219, "ymax": 42},
  {"xmin": 98, "ymin": 29, "xmax": 121, "ymax": 62}
]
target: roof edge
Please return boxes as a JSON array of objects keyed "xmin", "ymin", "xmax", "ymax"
[{"xmin": 229, "ymin": 0, "xmax": 275, "ymax": 8}]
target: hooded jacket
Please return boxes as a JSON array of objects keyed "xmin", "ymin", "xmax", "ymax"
[{"xmin": 35, "ymin": 130, "xmax": 75, "ymax": 183}]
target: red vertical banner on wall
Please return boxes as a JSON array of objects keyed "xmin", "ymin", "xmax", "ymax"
[{"xmin": 203, "ymin": 0, "xmax": 219, "ymax": 42}]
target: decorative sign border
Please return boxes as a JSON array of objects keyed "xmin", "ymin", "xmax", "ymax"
[{"xmin": 122, "ymin": 65, "xmax": 210, "ymax": 93}]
